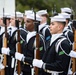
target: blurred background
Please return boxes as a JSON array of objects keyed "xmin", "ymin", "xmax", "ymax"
[{"xmin": 16, "ymin": 0, "xmax": 76, "ymax": 17}]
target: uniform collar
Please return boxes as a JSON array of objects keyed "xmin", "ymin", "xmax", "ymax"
[
  {"xmin": 63, "ymin": 26, "xmax": 68, "ymax": 32},
  {"xmin": 8, "ymin": 25, "xmax": 17, "ymax": 30},
  {"xmin": 40, "ymin": 22, "xmax": 47, "ymax": 25},
  {"xmin": 50, "ymin": 33, "xmax": 63, "ymax": 45},
  {"xmin": 39, "ymin": 22, "xmax": 47, "ymax": 31},
  {"xmin": 26, "ymin": 31, "xmax": 36, "ymax": 43},
  {"xmin": 7, "ymin": 25, "xmax": 17, "ymax": 36},
  {"xmin": 68, "ymin": 21, "xmax": 72, "ymax": 26}
]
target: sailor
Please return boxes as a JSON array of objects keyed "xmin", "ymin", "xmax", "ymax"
[
  {"xmin": 36, "ymin": 10, "xmax": 51, "ymax": 49},
  {"xmin": 16, "ymin": 11, "xmax": 24, "ymax": 28},
  {"xmin": 23, "ymin": 10, "xmax": 34, "ymax": 29},
  {"xmin": 8, "ymin": 12, "xmax": 28, "ymax": 75},
  {"xmin": 0, "ymin": 14, "xmax": 5, "ymax": 70},
  {"xmin": 20, "ymin": 13, "xmax": 45, "ymax": 75},
  {"xmin": 4, "ymin": 13, "xmax": 11, "ymax": 27},
  {"xmin": 0, "ymin": 13, "xmax": 11, "ymax": 75},
  {"xmin": 6, "ymin": 14, "xmax": 71, "ymax": 75},
  {"xmin": 61, "ymin": 7, "xmax": 73, "ymax": 32},
  {"xmin": 4, "ymin": 13, "xmax": 17, "ymax": 75},
  {"xmin": 32, "ymin": 15, "xmax": 71, "ymax": 75},
  {"xmin": 58, "ymin": 13, "xmax": 74, "ymax": 47},
  {"xmin": 1, "ymin": 13, "xmax": 45, "ymax": 75}
]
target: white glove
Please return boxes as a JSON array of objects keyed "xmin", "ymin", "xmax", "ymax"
[
  {"xmin": 15, "ymin": 52, "xmax": 25, "ymax": 61},
  {"xmin": 14, "ymin": 71, "xmax": 18, "ymax": 75},
  {"xmin": 68, "ymin": 68, "xmax": 72, "ymax": 74},
  {"xmin": 1, "ymin": 47, "xmax": 10, "ymax": 55},
  {"xmin": 33, "ymin": 59, "xmax": 43, "ymax": 68},
  {"xmin": 69, "ymin": 50, "xmax": 76, "ymax": 58},
  {"xmin": 14, "ymin": 71, "xmax": 23, "ymax": 75},
  {"xmin": 0, "ymin": 62, "xmax": 5, "ymax": 70}
]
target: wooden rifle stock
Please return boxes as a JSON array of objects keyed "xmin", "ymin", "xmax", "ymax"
[
  {"xmin": 34, "ymin": 11, "xmax": 40, "ymax": 75},
  {"xmin": 16, "ymin": 20, "xmax": 21, "ymax": 75},
  {"xmin": 0, "ymin": 18, "xmax": 7, "ymax": 75},
  {"xmin": 34, "ymin": 33, "xmax": 40, "ymax": 75},
  {"xmin": 72, "ymin": 20, "xmax": 76, "ymax": 75}
]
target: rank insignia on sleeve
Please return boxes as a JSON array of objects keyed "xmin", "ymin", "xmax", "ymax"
[{"xmin": 59, "ymin": 51, "xmax": 65, "ymax": 55}]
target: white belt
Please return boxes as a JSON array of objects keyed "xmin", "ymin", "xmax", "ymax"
[{"xmin": 44, "ymin": 69, "xmax": 63, "ymax": 75}]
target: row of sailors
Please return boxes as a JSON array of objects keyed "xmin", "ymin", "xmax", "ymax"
[
  {"xmin": 0, "ymin": 9, "xmax": 51, "ymax": 75},
  {"xmin": 0, "ymin": 7, "xmax": 75, "ymax": 75}
]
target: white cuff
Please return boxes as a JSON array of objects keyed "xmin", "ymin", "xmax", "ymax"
[
  {"xmin": 69, "ymin": 50, "xmax": 76, "ymax": 58},
  {"xmin": 33, "ymin": 59, "xmax": 43, "ymax": 68},
  {"xmin": 1, "ymin": 47, "xmax": 10, "ymax": 55},
  {"xmin": 0, "ymin": 62, "xmax": 5, "ymax": 70},
  {"xmin": 42, "ymin": 63, "xmax": 46, "ymax": 70},
  {"xmin": 15, "ymin": 52, "xmax": 25, "ymax": 61}
]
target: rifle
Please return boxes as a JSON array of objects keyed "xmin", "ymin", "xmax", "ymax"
[
  {"xmin": 52, "ymin": 4, "xmax": 58, "ymax": 16},
  {"xmin": 34, "ymin": 10, "xmax": 40, "ymax": 75},
  {"xmin": 13, "ymin": 0, "xmax": 22, "ymax": 74},
  {"xmin": 0, "ymin": 8, "xmax": 8, "ymax": 75},
  {"xmin": 72, "ymin": 20, "xmax": 76, "ymax": 75},
  {"xmin": 15, "ymin": 20, "xmax": 22, "ymax": 75}
]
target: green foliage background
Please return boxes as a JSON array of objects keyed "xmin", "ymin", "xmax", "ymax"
[{"xmin": 16, "ymin": 0, "xmax": 76, "ymax": 17}]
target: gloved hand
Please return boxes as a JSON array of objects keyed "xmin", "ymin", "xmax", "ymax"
[
  {"xmin": 14, "ymin": 71, "xmax": 23, "ymax": 75},
  {"xmin": 0, "ymin": 62, "xmax": 5, "ymax": 70},
  {"xmin": 1, "ymin": 47, "xmax": 10, "ymax": 55},
  {"xmin": 33, "ymin": 59, "xmax": 43, "ymax": 68},
  {"xmin": 69, "ymin": 50, "xmax": 76, "ymax": 58},
  {"xmin": 15, "ymin": 52, "xmax": 25, "ymax": 61}
]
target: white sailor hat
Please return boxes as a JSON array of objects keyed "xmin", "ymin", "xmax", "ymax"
[
  {"xmin": 36, "ymin": 10, "xmax": 48, "ymax": 16},
  {"xmin": 58, "ymin": 13, "xmax": 70, "ymax": 19},
  {"xmin": 24, "ymin": 10, "xmax": 34, "ymax": 16},
  {"xmin": 16, "ymin": 11, "xmax": 23, "ymax": 18},
  {"xmin": 61, "ymin": 7, "xmax": 72, "ymax": 14},
  {"xmin": 4, "ymin": 13, "xmax": 11, "ymax": 18},
  {"xmin": 50, "ymin": 15, "xmax": 66, "ymax": 22},
  {"xmin": 26, "ymin": 13, "xmax": 42, "ymax": 21},
  {"xmin": 0, "ymin": 14, "xmax": 3, "ymax": 18},
  {"xmin": 10, "ymin": 13, "xmax": 15, "ymax": 18}
]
